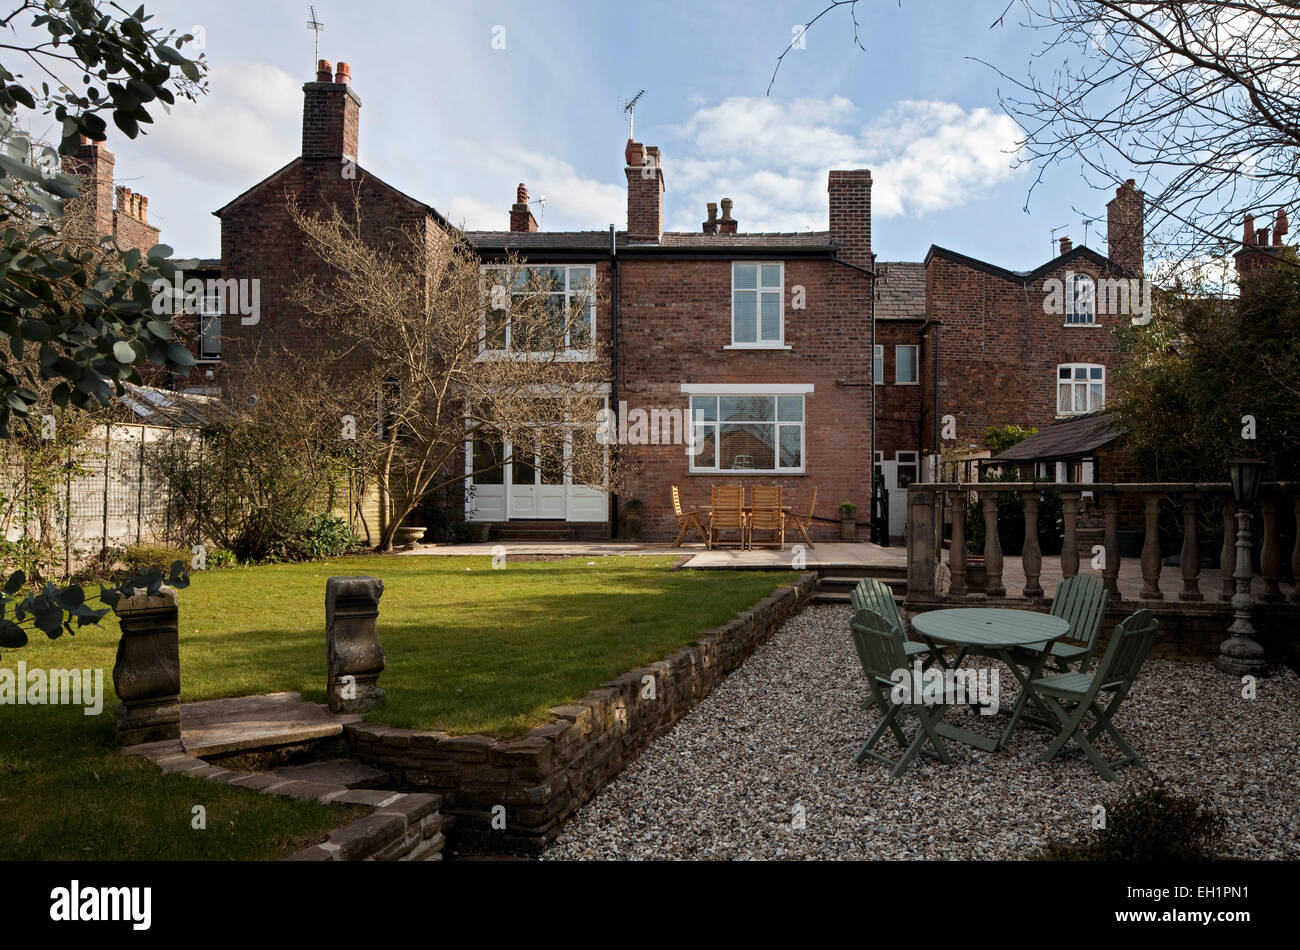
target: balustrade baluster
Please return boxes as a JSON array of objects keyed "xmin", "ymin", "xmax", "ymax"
[
  {"xmin": 1021, "ymin": 491, "xmax": 1043, "ymax": 598},
  {"xmin": 1101, "ymin": 492, "xmax": 1120, "ymax": 596},
  {"xmin": 1060, "ymin": 492, "xmax": 1081, "ymax": 580},
  {"xmin": 1260, "ymin": 493, "xmax": 1283, "ymax": 601},
  {"xmin": 1221, "ymin": 496, "xmax": 1237, "ymax": 600},
  {"xmin": 948, "ymin": 490, "xmax": 967, "ymax": 597},
  {"xmin": 1140, "ymin": 492, "xmax": 1164, "ymax": 599},
  {"xmin": 981, "ymin": 491, "xmax": 1005, "ymax": 597},
  {"xmin": 1179, "ymin": 493, "xmax": 1203, "ymax": 601}
]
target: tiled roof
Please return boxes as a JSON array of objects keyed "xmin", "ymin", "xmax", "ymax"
[
  {"xmin": 874, "ymin": 260, "xmax": 925, "ymax": 320},
  {"xmin": 992, "ymin": 411, "xmax": 1125, "ymax": 462},
  {"xmin": 463, "ymin": 230, "xmax": 834, "ymax": 252},
  {"xmin": 117, "ymin": 383, "xmax": 228, "ymax": 429}
]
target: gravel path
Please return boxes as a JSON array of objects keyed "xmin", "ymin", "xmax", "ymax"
[{"xmin": 543, "ymin": 604, "xmax": 1300, "ymax": 860}]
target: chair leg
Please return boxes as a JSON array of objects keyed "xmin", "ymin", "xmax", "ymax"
[{"xmin": 674, "ymin": 519, "xmax": 690, "ymax": 547}]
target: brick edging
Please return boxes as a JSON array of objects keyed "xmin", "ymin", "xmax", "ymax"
[
  {"xmin": 347, "ymin": 572, "xmax": 817, "ymax": 852},
  {"xmin": 122, "ymin": 740, "xmax": 447, "ymax": 861}
]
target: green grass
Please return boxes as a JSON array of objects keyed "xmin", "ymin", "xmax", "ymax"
[{"xmin": 2, "ymin": 554, "xmax": 794, "ymax": 858}]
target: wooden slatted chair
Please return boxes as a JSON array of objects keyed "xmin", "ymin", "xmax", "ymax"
[
  {"xmin": 1029, "ymin": 609, "xmax": 1159, "ymax": 781},
  {"xmin": 748, "ymin": 485, "xmax": 785, "ymax": 550},
  {"xmin": 849, "ymin": 608, "xmax": 954, "ymax": 778},
  {"xmin": 708, "ymin": 484, "xmax": 745, "ymax": 550},
  {"xmin": 849, "ymin": 577, "xmax": 932, "ymax": 667},
  {"xmin": 1022, "ymin": 575, "xmax": 1111, "ymax": 674},
  {"xmin": 671, "ymin": 485, "xmax": 708, "ymax": 546},
  {"xmin": 787, "ymin": 486, "xmax": 817, "ymax": 549}
]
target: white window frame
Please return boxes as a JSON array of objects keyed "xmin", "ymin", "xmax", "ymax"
[
  {"xmin": 1066, "ymin": 273, "xmax": 1096, "ymax": 325},
  {"xmin": 478, "ymin": 264, "xmax": 597, "ymax": 360},
  {"xmin": 728, "ymin": 261, "xmax": 787, "ymax": 349},
  {"xmin": 685, "ymin": 388, "xmax": 807, "ymax": 474},
  {"xmin": 873, "ymin": 344, "xmax": 884, "ymax": 383},
  {"xmin": 1057, "ymin": 363, "xmax": 1105, "ymax": 416},
  {"xmin": 197, "ymin": 293, "xmax": 222, "ymax": 361},
  {"xmin": 895, "ymin": 344, "xmax": 919, "ymax": 384}
]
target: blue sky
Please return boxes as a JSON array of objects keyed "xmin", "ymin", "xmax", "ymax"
[{"xmin": 92, "ymin": 0, "xmax": 1119, "ymax": 265}]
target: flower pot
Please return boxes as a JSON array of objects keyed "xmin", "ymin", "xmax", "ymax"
[
  {"xmin": 394, "ymin": 524, "xmax": 427, "ymax": 546},
  {"xmin": 840, "ymin": 517, "xmax": 856, "ymax": 542}
]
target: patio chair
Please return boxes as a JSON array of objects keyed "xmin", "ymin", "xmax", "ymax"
[
  {"xmin": 786, "ymin": 486, "xmax": 817, "ymax": 549},
  {"xmin": 1019, "ymin": 575, "xmax": 1111, "ymax": 674},
  {"xmin": 849, "ymin": 608, "xmax": 954, "ymax": 778},
  {"xmin": 708, "ymin": 485, "xmax": 745, "ymax": 550},
  {"xmin": 1029, "ymin": 608, "xmax": 1159, "ymax": 781},
  {"xmin": 850, "ymin": 577, "xmax": 932, "ymax": 666},
  {"xmin": 671, "ymin": 485, "xmax": 708, "ymax": 546},
  {"xmin": 748, "ymin": 485, "xmax": 785, "ymax": 550}
]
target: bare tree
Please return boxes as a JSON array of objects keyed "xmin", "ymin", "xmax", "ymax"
[
  {"xmin": 983, "ymin": 1, "xmax": 1300, "ymax": 272},
  {"xmin": 285, "ymin": 200, "xmax": 616, "ymax": 551}
]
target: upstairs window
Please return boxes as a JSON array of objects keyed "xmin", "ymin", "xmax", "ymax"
[
  {"xmin": 731, "ymin": 262, "xmax": 784, "ymax": 346},
  {"xmin": 198, "ymin": 293, "xmax": 221, "ymax": 360},
  {"xmin": 1066, "ymin": 274, "xmax": 1095, "ymax": 324},
  {"xmin": 873, "ymin": 345, "xmax": 884, "ymax": 383},
  {"xmin": 1057, "ymin": 363, "xmax": 1104, "ymax": 415},
  {"xmin": 481, "ymin": 264, "xmax": 596, "ymax": 356},
  {"xmin": 895, "ymin": 345, "xmax": 919, "ymax": 383}
]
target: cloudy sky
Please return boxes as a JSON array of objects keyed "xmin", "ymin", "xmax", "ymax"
[{"xmin": 43, "ymin": 0, "xmax": 1121, "ymax": 265}]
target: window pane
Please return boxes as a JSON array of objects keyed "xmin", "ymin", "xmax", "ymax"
[
  {"xmin": 733, "ymin": 263, "xmax": 757, "ymax": 290},
  {"xmin": 691, "ymin": 425, "xmax": 716, "ymax": 468},
  {"xmin": 896, "ymin": 346, "xmax": 918, "ymax": 383},
  {"xmin": 760, "ymin": 292, "xmax": 781, "ymax": 340},
  {"xmin": 1073, "ymin": 385, "xmax": 1085, "ymax": 412},
  {"xmin": 777, "ymin": 396, "xmax": 802, "ymax": 421},
  {"xmin": 1090, "ymin": 383, "xmax": 1103, "ymax": 409},
  {"xmin": 760, "ymin": 264, "xmax": 781, "ymax": 288},
  {"xmin": 691, "ymin": 396, "xmax": 718, "ymax": 422},
  {"xmin": 567, "ymin": 266, "xmax": 594, "ymax": 293},
  {"xmin": 874, "ymin": 346, "xmax": 884, "ymax": 381},
  {"xmin": 485, "ymin": 308, "xmax": 507, "ymax": 349},
  {"xmin": 473, "ymin": 435, "xmax": 504, "ymax": 484},
  {"xmin": 1059, "ymin": 366, "xmax": 1071, "ymax": 380},
  {"xmin": 1074, "ymin": 366, "xmax": 1087, "ymax": 380},
  {"xmin": 1090, "ymin": 366, "xmax": 1103, "ymax": 380},
  {"xmin": 778, "ymin": 425, "xmax": 802, "ymax": 468},
  {"xmin": 720, "ymin": 423, "xmax": 775, "ymax": 470},
  {"xmin": 1058, "ymin": 384, "xmax": 1070, "ymax": 414},
  {"xmin": 733, "ymin": 290, "xmax": 757, "ymax": 342},
  {"xmin": 720, "ymin": 395, "xmax": 775, "ymax": 421},
  {"xmin": 200, "ymin": 315, "xmax": 221, "ymax": 358}
]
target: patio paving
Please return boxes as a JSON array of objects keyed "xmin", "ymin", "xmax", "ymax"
[{"xmin": 542, "ymin": 604, "xmax": 1300, "ymax": 860}]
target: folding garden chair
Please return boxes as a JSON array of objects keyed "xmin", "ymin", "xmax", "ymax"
[
  {"xmin": 748, "ymin": 485, "xmax": 785, "ymax": 550},
  {"xmin": 849, "ymin": 608, "xmax": 953, "ymax": 778},
  {"xmin": 1029, "ymin": 609, "xmax": 1159, "ymax": 781},
  {"xmin": 708, "ymin": 485, "xmax": 745, "ymax": 550},
  {"xmin": 788, "ymin": 486, "xmax": 817, "ymax": 549},
  {"xmin": 850, "ymin": 577, "xmax": 932, "ymax": 666},
  {"xmin": 1019, "ymin": 575, "xmax": 1111, "ymax": 674},
  {"xmin": 671, "ymin": 485, "xmax": 708, "ymax": 546}
]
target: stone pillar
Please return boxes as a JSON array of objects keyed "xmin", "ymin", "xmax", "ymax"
[
  {"xmin": 1179, "ymin": 493, "xmax": 1203, "ymax": 601},
  {"xmin": 1020, "ymin": 492, "xmax": 1043, "ymax": 598},
  {"xmin": 327, "ymin": 576, "xmax": 387, "ymax": 713},
  {"xmin": 1221, "ymin": 496, "xmax": 1237, "ymax": 599},
  {"xmin": 1060, "ymin": 492, "xmax": 1081, "ymax": 580},
  {"xmin": 980, "ymin": 491, "xmax": 1005, "ymax": 597},
  {"xmin": 111, "ymin": 585, "xmax": 181, "ymax": 746},
  {"xmin": 1140, "ymin": 492, "xmax": 1164, "ymax": 599},
  {"xmin": 1101, "ymin": 492, "xmax": 1120, "ymax": 596},
  {"xmin": 947, "ymin": 489, "xmax": 967, "ymax": 597},
  {"xmin": 906, "ymin": 490, "xmax": 937, "ymax": 597}
]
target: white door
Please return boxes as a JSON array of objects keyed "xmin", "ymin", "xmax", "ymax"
[
  {"xmin": 876, "ymin": 450, "xmax": 918, "ymax": 538},
  {"xmin": 508, "ymin": 433, "xmax": 566, "ymax": 519}
]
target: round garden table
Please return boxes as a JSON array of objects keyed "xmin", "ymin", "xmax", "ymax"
[{"xmin": 909, "ymin": 608, "xmax": 1070, "ymax": 752}]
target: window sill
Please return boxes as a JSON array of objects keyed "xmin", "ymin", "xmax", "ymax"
[
  {"xmin": 894, "ymin": 381, "xmax": 920, "ymax": 386},
  {"xmin": 476, "ymin": 350, "xmax": 597, "ymax": 363},
  {"xmin": 1062, "ymin": 322, "xmax": 1100, "ymax": 328},
  {"xmin": 723, "ymin": 344, "xmax": 792, "ymax": 351},
  {"xmin": 689, "ymin": 470, "xmax": 807, "ymax": 476}
]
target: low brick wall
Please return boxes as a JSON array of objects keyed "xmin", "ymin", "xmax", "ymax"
[
  {"xmin": 286, "ymin": 791, "xmax": 446, "ymax": 862},
  {"xmin": 347, "ymin": 572, "xmax": 816, "ymax": 852}
]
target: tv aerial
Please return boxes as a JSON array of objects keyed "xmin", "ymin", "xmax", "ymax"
[
  {"xmin": 620, "ymin": 90, "xmax": 645, "ymax": 138},
  {"xmin": 307, "ymin": 6, "xmax": 324, "ymax": 62}
]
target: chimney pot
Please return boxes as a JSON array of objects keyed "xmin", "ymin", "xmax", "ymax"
[
  {"xmin": 1243, "ymin": 213, "xmax": 1256, "ymax": 246},
  {"xmin": 703, "ymin": 201, "xmax": 718, "ymax": 234},
  {"xmin": 1059, "ymin": 236, "xmax": 1073, "ymax": 254},
  {"xmin": 334, "ymin": 62, "xmax": 351, "ymax": 84},
  {"xmin": 517, "ymin": 182, "xmax": 529, "ymax": 203},
  {"xmin": 1257, "ymin": 227, "xmax": 1269, "ymax": 246},
  {"xmin": 1274, "ymin": 207, "xmax": 1289, "ymax": 244},
  {"xmin": 316, "ymin": 59, "xmax": 333, "ymax": 82}
]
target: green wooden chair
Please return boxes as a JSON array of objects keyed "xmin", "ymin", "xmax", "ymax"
[
  {"xmin": 849, "ymin": 608, "xmax": 954, "ymax": 778},
  {"xmin": 1020, "ymin": 575, "xmax": 1111, "ymax": 674},
  {"xmin": 1029, "ymin": 609, "xmax": 1159, "ymax": 781},
  {"xmin": 850, "ymin": 577, "xmax": 933, "ymax": 666}
]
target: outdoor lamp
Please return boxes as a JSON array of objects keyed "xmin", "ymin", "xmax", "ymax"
[{"xmin": 1228, "ymin": 458, "xmax": 1265, "ymax": 507}]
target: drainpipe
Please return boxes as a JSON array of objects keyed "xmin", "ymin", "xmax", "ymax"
[
  {"xmin": 609, "ymin": 223, "xmax": 619, "ymax": 539},
  {"xmin": 870, "ymin": 251, "xmax": 877, "ymax": 529}
]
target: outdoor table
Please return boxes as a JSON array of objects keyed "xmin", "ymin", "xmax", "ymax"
[{"xmin": 909, "ymin": 608, "xmax": 1070, "ymax": 753}]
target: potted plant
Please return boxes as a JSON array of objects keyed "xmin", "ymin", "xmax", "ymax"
[
  {"xmin": 839, "ymin": 501, "xmax": 857, "ymax": 541},
  {"xmin": 623, "ymin": 498, "xmax": 643, "ymax": 540}
]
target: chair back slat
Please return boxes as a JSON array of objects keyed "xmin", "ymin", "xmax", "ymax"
[
  {"xmin": 750, "ymin": 485, "xmax": 782, "ymax": 530},
  {"xmin": 850, "ymin": 577, "xmax": 904, "ymax": 636},
  {"xmin": 1050, "ymin": 575, "xmax": 1110, "ymax": 656},
  {"xmin": 1093, "ymin": 609, "xmax": 1159, "ymax": 686},
  {"xmin": 672, "ymin": 485, "xmax": 685, "ymax": 518},
  {"xmin": 850, "ymin": 608, "xmax": 908, "ymax": 683},
  {"xmin": 711, "ymin": 485, "xmax": 744, "ymax": 529}
]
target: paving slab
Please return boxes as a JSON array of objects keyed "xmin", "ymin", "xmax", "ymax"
[
  {"xmin": 181, "ymin": 691, "xmax": 344, "ymax": 758},
  {"xmin": 269, "ymin": 759, "xmax": 390, "ymax": 790}
]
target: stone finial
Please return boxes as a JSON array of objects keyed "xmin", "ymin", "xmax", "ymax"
[{"xmin": 326, "ymin": 576, "xmax": 386, "ymax": 713}]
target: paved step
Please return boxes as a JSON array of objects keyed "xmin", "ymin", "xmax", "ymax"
[
  {"xmin": 268, "ymin": 759, "xmax": 390, "ymax": 789},
  {"xmin": 181, "ymin": 692, "xmax": 350, "ymax": 758}
]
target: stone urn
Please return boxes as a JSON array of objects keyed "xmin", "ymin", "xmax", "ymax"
[{"xmin": 393, "ymin": 524, "xmax": 427, "ymax": 546}]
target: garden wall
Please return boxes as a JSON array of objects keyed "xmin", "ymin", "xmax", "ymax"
[{"xmin": 346, "ymin": 572, "xmax": 816, "ymax": 852}]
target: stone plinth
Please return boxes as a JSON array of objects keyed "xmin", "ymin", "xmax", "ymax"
[
  {"xmin": 112, "ymin": 585, "xmax": 181, "ymax": 745},
  {"xmin": 327, "ymin": 576, "xmax": 386, "ymax": 713}
]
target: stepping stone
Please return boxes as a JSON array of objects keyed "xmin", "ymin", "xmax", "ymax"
[
  {"xmin": 268, "ymin": 759, "xmax": 390, "ymax": 789},
  {"xmin": 181, "ymin": 692, "xmax": 344, "ymax": 758}
]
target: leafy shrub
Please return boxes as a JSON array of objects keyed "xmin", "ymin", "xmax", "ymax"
[
  {"xmin": 293, "ymin": 514, "xmax": 358, "ymax": 561},
  {"xmin": 207, "ymin": 548, "xmax": 238, "ymax": 569},
  {"xmin": 1041, "ymin": 777, "xmax": 1227, "ymax": 860},
  {"xmin": 123, "ymin": 543, "xmax": 191, "ymax": 571}
]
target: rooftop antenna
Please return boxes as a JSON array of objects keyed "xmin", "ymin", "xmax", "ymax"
[
  {"xmin": 532, "ymin": 195, "xmax": 546, "ymax": 226},
  {"xmin": 307, "ymin": 6, "xmax": 324, "ymax": 63},
  {"xmin": 1049, "ymin": 223, "xmax": 1069, "ymax": 255},
  {"xmin": 620, "ymin": 89, "xmax": 645, "ymax": 139},
  {"xmin": 1082, "ymin": 218, "xmax": 1094, "ymax": 247}
]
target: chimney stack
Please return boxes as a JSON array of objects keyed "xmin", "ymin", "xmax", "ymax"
[
  {"xmin": 64, "ymin": 134, "xmax": 115, "ymax": 236},
  {"xmin": 718, "ymin": 198, "xmax": 737, "ymax": 235},
  {"xmin": 510, "ymin": 182, "xmax": 539, "ymax": 232},
  {"xmin": 303, "ymin": 58, "xmax": 361, "ymax": 161},
  {"xmin": 1274, "ymin": 207, "xmax": 1289, "ymax": 245},
  {"xmin": 702, "ymin": 201, "xmax": 718, "ymax": 234},
  {"xmin": 828, "ymin": 169, "xmax": 873, "ymax": 268},
  {"xmin": 1106, "ymin": 178, "xmax": 1144, "ymax": 274},
  {"xmin": 625, "ymin": 139, "xmax": 664, "ymax": 243},
  {"xmin": 1059, "ymin": 236, "xmax": 1073, "ymax": 255}
]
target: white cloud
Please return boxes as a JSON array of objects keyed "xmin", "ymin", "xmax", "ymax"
[{"xmin": 663, "ymin": 96, "xmax": 1024, "ymax": 233}]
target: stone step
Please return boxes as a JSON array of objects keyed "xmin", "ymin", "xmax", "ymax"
[
  {"xmin": 181, "ymin": 691, "xmax": 347, "ymax": 758},
  {"xmin": 268, "ymin": 759, "xmax": 390, "ymax": 789}
]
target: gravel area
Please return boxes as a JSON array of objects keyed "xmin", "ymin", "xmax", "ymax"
[{"xmin": 543, "ymin": 604, "xmax": 1300, "ymax": 860}]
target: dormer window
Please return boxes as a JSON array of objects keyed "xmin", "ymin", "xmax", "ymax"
[{"xmin": 1066, "ymin": 274, "xmax": 1096, "ymax": 324}]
